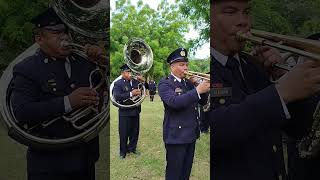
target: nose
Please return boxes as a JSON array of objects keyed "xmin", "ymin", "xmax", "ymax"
[
  {"xmin": 183, "ymin": 66, "xmax": 188, "ymax": 71},
  {"xmin": 237, "ymin": 13, "xmax": 249, "ymax": 30}
]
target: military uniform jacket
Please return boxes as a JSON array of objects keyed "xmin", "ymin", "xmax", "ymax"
[
  {"xmin": 158, "ymin": 75, "xmax": 207, "ymax": 144},
  {"xmin": 12, "ymin": 49, "xmax": 100, "ymax": 173},
  {"xmin": 113, "ymin": 78, "xmax": 141, "ymax": 116},
  {"xmin": 209, "ymin": 53, "xmax": 317, "ymax": 180}
]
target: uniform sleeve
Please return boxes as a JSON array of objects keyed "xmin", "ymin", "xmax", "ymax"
[
  {"xmin": 209, "ymin": 85, "xmax": 287, "ymax": 151},
  {"xmin": 12, "ymin": 72, "xmax": 65, "ymax": 123},
  {"xmin": 113, "ymin": 81, "xmax": 130, "ymax": 101},
  {"xmin": 158, "ymin": 79, "xmax": 199, "ymax": 110},
  {"xmin": 283, "ymin": 96, "xmax": 319, "ymax": 139}
]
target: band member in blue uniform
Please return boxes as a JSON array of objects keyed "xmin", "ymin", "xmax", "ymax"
[
  {"xmin": 11, "ymin": 8, "xmax": 104, "ymax": 180},
  {"xmin": 210, "ymin": 1, "xmax": 320, "ymax": 180},
  {"xmin": 158, "ymin": 48, "xmax": 210, "ymax": 180},
  {"xmin": 113, "ymin": 64, "xmax": 145, "ymax": 159},
  {"xmin": 148, "ymin": 80, "xmax": 157, "ymax": 102}
]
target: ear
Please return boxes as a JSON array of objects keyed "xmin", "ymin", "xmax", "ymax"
[{"xmin": 34, "ymin": 34, "xmax": 42, "ymax": 45}]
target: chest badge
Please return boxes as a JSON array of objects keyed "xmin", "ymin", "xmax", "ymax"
[
  {"xmin": 47, "ymin": 79, "xmax": 57, "ymax": 92},
  {"xmin": 211, "ymin": 83, "xmax": 232, "ymax": 97},
  {"xmin": 175, "ymin": 87, "xmax": 183, "ymax": 95}
]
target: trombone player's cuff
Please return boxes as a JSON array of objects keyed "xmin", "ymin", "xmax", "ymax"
[
  {"xmin": 275, "ymin": 89, "xmax": 291, "ymax": 119},
  {"xmin": 270, "ymin": 77, "xmax": 291, "ymax": 119},
  {"xmin": 130, "ymin": 92, "xmax": 133, "ymax": 97},
  {"xmin": 197, "ymin": 91, "xmax": 201, "ymax": 100},
  {"xmin": 64, "ymin": 96, "xmax": 72, "ymax": 113}
]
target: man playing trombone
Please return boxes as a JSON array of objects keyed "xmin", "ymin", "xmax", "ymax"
[
  {"xmin": 158, "ymin": 48, "xmax": 210, "ymax": 180},
  {"xmin": 210, "ymin": 0, "xmax": 320, "ymax": 180}
]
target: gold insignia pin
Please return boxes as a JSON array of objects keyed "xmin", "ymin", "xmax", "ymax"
[{"xmin": 180, "ymin": 50, "xmax": 186, "ymax": 57}]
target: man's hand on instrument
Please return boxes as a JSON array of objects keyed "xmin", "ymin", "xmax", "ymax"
[
  {"xmin": 131, "ymin": 89, "xmax": 141, "ymax": 96},
  {"xmin": 255, "ymin": 46, "xmax": 287, "ymax": 79},
  {"xmin": 85, "ymin": 44, "xmax": 106, "ymax": 65},
  {"xmin": 276, "ymin": 60, "xmax": 320, "ymax": 103},
  {"xmin": 196, "ymin": 81, "xmax": 210, "ymax": 94},
  {"xmin": 189, "ymin": 77, "xmax": 199, "ymax": 86},
  {"xmin": 68, "ymin": 87, "xmax": 99, "ymax": 109}
]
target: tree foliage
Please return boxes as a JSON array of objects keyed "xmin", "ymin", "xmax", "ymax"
[
  {"xmin": 178, "ymin": 0, "xmax": 210, "ymax": 50},
  {"xmin": 250, "ymin": 0, "xmax": 320, "ymax": 36},
  {"xmin": 111, "ymin": 0, "xmax": 193, "ymax": 82},
  {"xmin": 0, "ymin": 0, "xmax": 48, "ymax": 67}
]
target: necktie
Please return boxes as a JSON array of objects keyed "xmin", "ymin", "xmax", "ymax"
[
  {"xmin": 64, "ymin": 57, "xmax": 71, "ymax": 78},
  {"xmin": 226, "ymin": 56, "xmax": 247, "ymax": 91},
  {"xmin": 181, "ymin": 79, "xmax": 189, "ymax": 91}
]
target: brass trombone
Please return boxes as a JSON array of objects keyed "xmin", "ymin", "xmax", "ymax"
[
  {"xmin": 185, "ymin": 71, "xmax": 211, "ymax": 112},
  {"xmin": 185, "ymin": 71, "xmax": 210, "ymax": 81},
  {"xmin": 237, "ymin": 29, "xmax": 320, "ymax": 70}
]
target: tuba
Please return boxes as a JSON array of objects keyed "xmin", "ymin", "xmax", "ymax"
[
  {"xmin": 0, "ymin": 0, "xmax": 109, "ymax": 149},
  {"xmin": 110, "ymin": 38, "xmax": 153, "ymax": 108}
]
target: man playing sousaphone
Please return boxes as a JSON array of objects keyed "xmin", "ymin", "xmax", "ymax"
[
  {"xmin": 113, "ymin": 64, "xmax": 147, "ymax": 159},
  {"xmin": 11, "ymin": 8, "xmax": 105, "ymax": 180}
]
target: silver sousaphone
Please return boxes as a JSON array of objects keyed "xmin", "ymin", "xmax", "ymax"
[
  {"xmin": 110, "ymin": 38, "xmax": 153, "ymax": 109},
  {"xmin": 0, "ymin": 0, "xmax": 109, "ymax": 149}
]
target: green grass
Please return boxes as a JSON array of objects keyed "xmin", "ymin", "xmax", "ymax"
[
  {"xmin": 0, "ymin": 117, "xmax": 109, "ymax": 180},
  {"xmin": 110, "ymin": 95, "xmax": 210, "ymax": 180}
]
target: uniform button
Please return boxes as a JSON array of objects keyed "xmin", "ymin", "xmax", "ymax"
[
  {"xmin": 178, "ymin": 126, "xmax": 181, "ymax": 129},
  {"xmin": 70, "ymin": 83, "xmax": 75, "ymax": 88},
  {"xmin": 44, "ymin": 58, "xmax": 48, "ymax": 63},
  {"xmin": 195, "ymin": 107, "xmax": 197, "ymax": 110},
  {"xmin": 273, "ymin": 145, "xmax": 277, "ymax": 152},
  {"xmin": 278, "ymin": 175, "xmax": 282, "ymax": 180},
  {"xmin": 219, "ymin": 98, "xmax": 226, "ymax": 104},
  {"xmin": 53, "ymin": 88, "xmax": 57, "ymax": 92}
]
